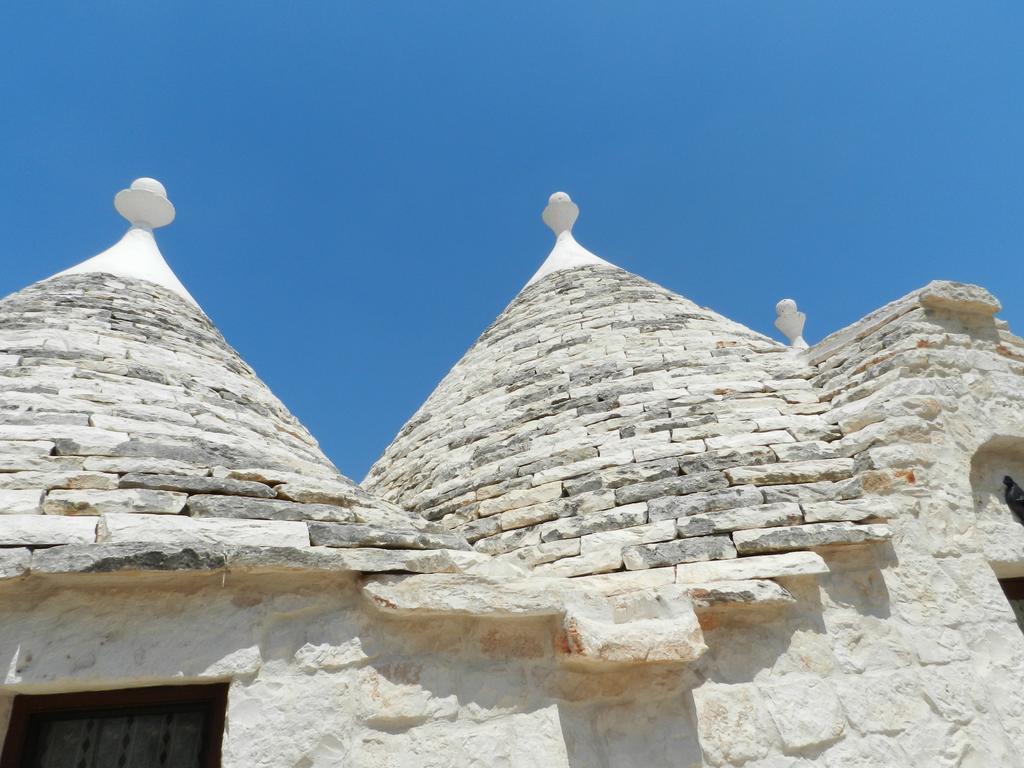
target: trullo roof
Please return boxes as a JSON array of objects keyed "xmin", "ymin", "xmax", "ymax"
[
  {"xmin": 0, "ymin": 179, "xmax": 470, "ymax": 575},
  {"xmin": 365, "ymin": 192, "xmax": 892, "ymax": 578}
]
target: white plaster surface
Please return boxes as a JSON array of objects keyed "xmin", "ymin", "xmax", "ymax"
[
  {"xmin": 47, "ymin": 178, "xmax": 198, "ymax": 307},
  {"xmin": 526, "ymin": 193, "xmax": 617, "ymax": 287},
  {"xmin": 51, "ymin": 226, "xmax": 199, "ymax": 307}
]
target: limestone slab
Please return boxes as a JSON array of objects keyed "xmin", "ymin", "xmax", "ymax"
[
  {"xmin": 0, "ymin": 514, "xmax": 97, "ymax": 545},
  {"xmin": 44, "ymin": 489, "xmax": 187, "ymax": 516},
  {"xmin": 733, "ymin": 522, "xmax": 892, "ymax": 555},
  {"xmin": 308, "ymin": 522, "xmax": 470, "ymax": 551},
  {"xmin": 683, "ymin": 579, "xmax": 795, "ymax": 610},
  {"xmin": 676, "ymin": 551, "xmax": 829, "ymax": 583},
  {"xmin": 99, "ymin": 512, "xmax": 309, "ymax": 548},
  {"xmin": 725, "ymin": 459, "xmax": 856, "ymax": 487},
  {"xmin": 120, "ymin": 473, "xmax": 274, "ymax": 498},
  {"xmin": 31, "ymin": 541, "xmax": 228, "ymax": 574},
  {"xmin": 0, "ymin": 471, "xmax": 117, "ymax": 491},
  {"xmin": 186, "ymin": 494, "xmax": 356, "ymax": 523},
  {"xmin": 623, "ymin": 535, "xmax": 736, "ymax": 570},
  {"xmin": 0, "ymin": 489, "xmax": 44, "ymax": 514},
  {"xmin": 675, "ymin": 502, "xmax": 802, "ymax": 538},
  {"xmin": 647, "ymin": 485, "xmax": 763, "ymax": 522}
]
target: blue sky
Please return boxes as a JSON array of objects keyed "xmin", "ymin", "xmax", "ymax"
[{"xmin": 2, "ymin": 2, "xmax": 1022, "ymax": 481}]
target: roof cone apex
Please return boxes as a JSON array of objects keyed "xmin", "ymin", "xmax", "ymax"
[
  {"xmin": 46, "ymin": 178, "xmax": 199, "ymax": 308},
  {"xmin": 526, "ymin": 192, "xmax": 617, "ymax": 288}
]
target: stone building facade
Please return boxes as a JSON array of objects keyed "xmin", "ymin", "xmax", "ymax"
[{"xmin": 1, "ymin": 180, "xmax": 1023, "ymax": 767}]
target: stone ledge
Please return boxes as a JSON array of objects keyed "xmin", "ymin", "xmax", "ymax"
[
  {"xmin": 362, "ymin": 573, "xmax": 707, "ymax": 665},
  {"xmin": 733, "ymin": 522, "xmax": 892, "ymax": 556},
  {"xmin": 682, "ymin": 579, "xmax": 795, "ymax": 610},
  {"xmin": 676, "ymin": 551, "xmax": 829, "ymax": 583},
  {"xmin": 19, "ymin": 543, "xmax": 495, "ymax": 579}
]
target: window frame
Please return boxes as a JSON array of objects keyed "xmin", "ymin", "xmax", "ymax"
[{"xmin": 0, "ymin": 683, "xmax": 228, "ymax": 768}]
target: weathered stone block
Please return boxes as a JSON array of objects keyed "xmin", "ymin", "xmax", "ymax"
[
  {"xmin": 0, "ymin": 514, "xmax": 97, "ymax": 545},
  {"xmin": 692, "ymin": 683, "xmax": 778, "ymax": 766},
  {"xmin": 98, "ymin": 512, "xmax": 309, "ymax": 548},
  {"xmin": 186, "ymin": 494, "xmax": 356, "ymax": 523},
  {"xmin": 0, "ymin": 547, "xmax": 30, "ymax": 579},
  {"xmin": 725, "ymin": 459, "xmax": 856, "ymax": 487},
  {"xmin": 684, "ymin": 579, "xmax": 795, "ymax": 610},
  {"xmin": 477, "ymin": 481, "xmax": 564, "ymax": 517},
  {"xmin": 801, "ymin": 498, "xmax": 897, "ymax": 523},
  {"xmin": 0, "ymin": 471, "xmax": 117, "ymax": 491},
  {"xmin": 733, "ymin": 522, "xmax": 892, "ymax": 555},
  {"xmin": 676, "ymin": 551, "xmax": 829, "ymax": 583},
  {"xmin": 30, "ymin": 542, "xmax": 227, "ymax": 574},
  {"xmin": 536, "ymin": 502, "xmax": 648, "ymax": 542},
  {"xmin": 308, "ymin": 522, "xmax": 470, "ymax": 551},
  {"xmin": 648, "ymin": 485, "xmax": 763, "ymax": 522},
  {"xmin": 0, "ymin": 489, "xmax": 44, "ymax": 514},
  {"xmin": 676, "ymin": 502, "xmax": 802, "ymax": 537},
  {"xmin": 120, "ymin": 473, "xmax": 274, "ymax": 498},
  {"xmin": 362, "ymin": 574, "xmax": 565, "ymax": 616},
  {"xmin": 623, "ymin": 535, "xmax": 736, "ymax": 570},
  {"xmin": 44, "ymin": 489, "xmax": 187, "ymax": 516},
  {"xmin": 761, "ymin": 677, "xmax": 845, "ymax": 750},
  {"xmin": 614, "ymin": 472, "xmax": 728, "ymax": 505}
]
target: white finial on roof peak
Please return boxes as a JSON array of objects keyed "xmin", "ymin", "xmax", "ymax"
[
  {"xmin": 542, "ymin": 191, "xmax": 579, "ymax": 237},
  {"xmin": 524, "ymin": 191, "xmax": 616, "ymax": 289},
  {"xmin": 44, "ymin": 177, "xmax": 199, "ymax": 308},
  {"xmin": 114, "ymin": 177, "xmax": 176, "ymax": 229},
  {"xmin": 775, "ymin": 298, "xmax": 809, "ymax": 350}
]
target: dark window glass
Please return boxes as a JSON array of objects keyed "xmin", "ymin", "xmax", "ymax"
[{"xmin": 1, "ymin": 685, "xmax": 226, "ymax": 768}]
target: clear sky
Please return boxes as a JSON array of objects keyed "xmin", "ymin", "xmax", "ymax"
[{"xmin": 2, "ymin": 2, "xmax": 1022, "ymax": 481}]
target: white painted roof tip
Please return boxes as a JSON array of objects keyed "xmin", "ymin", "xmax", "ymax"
[
  {"xmin": 45, "ymin": 178, "xmax": 200, "ymax": 309},
  {"xmin": 115, "ymin": 177, "xmax": 176, "ymax": 229},
  {"xmin": 774, "ymin": 298, "xmax": 809, "ymax": 350},
  {"xmin": 525, "ymin": 191, "xmax": 617, "ymax": 289}
]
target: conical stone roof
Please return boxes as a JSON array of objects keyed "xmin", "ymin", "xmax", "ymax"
[
  {"xmin": 0, "ymin": 179, "xmax": 469, "ymax": 574},
  {"xmin": 365, "ymin": 193, "xmax": 891, "ymax": 577}
]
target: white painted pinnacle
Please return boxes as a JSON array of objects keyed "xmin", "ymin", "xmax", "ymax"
[
  {"xmin": 114, "ymin": 177, "xmax": 176, "ymax": 229},
  {"xmin": 45, "ymin": 178, "xmax": 200, "ymax": 308},
  {"xmin": 775, "ymin": 298, "xmax": 808, "ymax": 349},
  {"xmin": 526, "ymin": 192, "xmax": 616, "ymax": 288},
  {"xmin": 541, "ymin": 192, "xmax": 579, "ymax": 236}
]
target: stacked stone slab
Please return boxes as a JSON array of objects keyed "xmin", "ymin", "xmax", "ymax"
[
  {"xmin": 0, "ymin": 273, "xmax": 469, "ymax": 571},
  {"xmin": 365, "ymin": 265, "xmax": 894, "ymax": 579}
]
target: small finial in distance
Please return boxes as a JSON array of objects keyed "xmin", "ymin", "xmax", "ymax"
[
  {"xmin": 542, "ymin": 191, "xmax": 579, "ymax": 237},
  {"xmin": 114, "ymin": 177, "xmax": 175, "ymax": 229},
  {"xmin": 775, "ymin": 298, "xmax": 809, "ymax": 349}
]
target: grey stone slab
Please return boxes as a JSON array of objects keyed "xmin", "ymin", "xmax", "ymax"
[
  {"xmin": 614, "ymin": 472, "xmax": 729, "ymax": 506},
  {"xmin": 186, "ymin": 495, "xmax": 357, "ymax": 523},
  {"xmin": 30, "ymin": 542, "xmax": 228, "ymax": 574},
  {"xmin": 537, "ymin": 503, "xmax": 648, "ymax": 543},
  {"xmin": 44, "ymin": 489, "xmax": 187, "ymax": 516},
  {"xmin": 647, "ymin": 485, "xmax": 764, "ymax": 522},
  {"xmin": 676, "ymin": 502, "xmax": 802, "ymax": 538},
  {"xmin": 120, "ymin": 473, "xmax": 274, "ymax": 498},
  {"xmin": 622, "ymin": 535, "xmax": 736, "ymax": 570},
  {"xmin": 226, "ymin": 545, "xmax": 470, "ymax": 574},
  {"xmin": 308, "ymin": 522, "xmax": 471, "ymax": 551},
  {"xmin": 732, "ymin": 522, "xmax": 892, "ymax": 555}
]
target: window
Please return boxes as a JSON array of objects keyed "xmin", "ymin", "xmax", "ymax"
[
  {"xmin": 1, "ymin": 684, "xmax": 227, "ymax": 768},
  {"xmin": 1000, "ymin": 578, "xmax": 1024, "ymax": 633}
]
